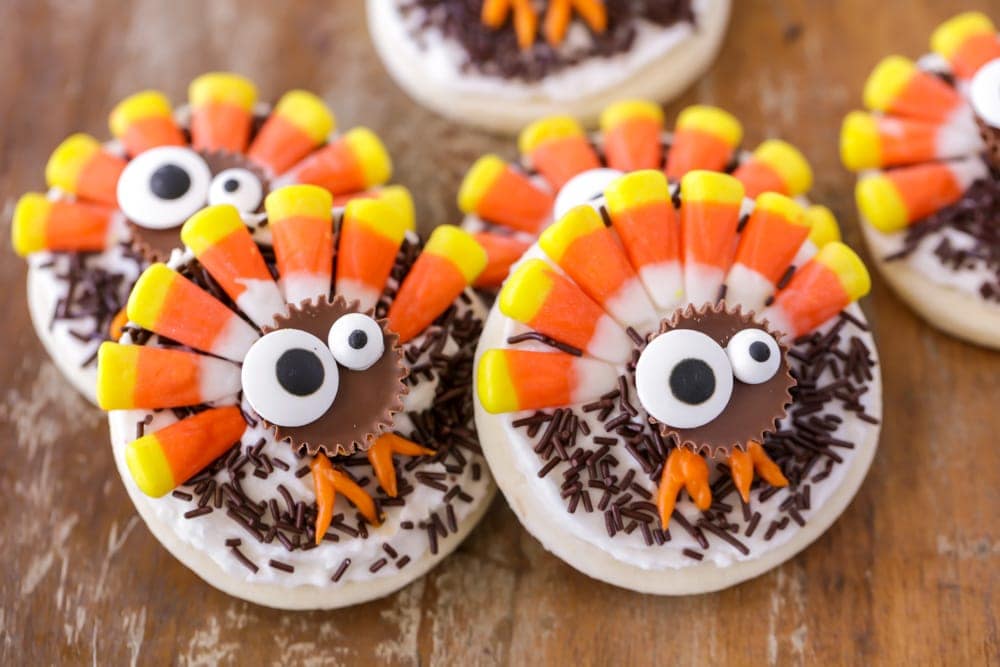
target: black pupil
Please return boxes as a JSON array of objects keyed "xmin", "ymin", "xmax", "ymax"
[
  {"xmin": 749, "ymin": 340, "xmax": 771, "ymax": 363},
  {"xmin": 669, "ymin": 358, "xmax": 716, "ymax": 405},
  {"xmin": 149, "ymin": 164, "xmax": 191, "ymax": 200},
  {"xmin": 275, "ymin": 348, "xmax": 325, "ymax": 396},
  {"xmin": 223, "ymin": 178, "xmax": 240, "ymax": 193},
  {"xmin": 348, "ymin": 329, "xmax": 368, "ymax": 350}
]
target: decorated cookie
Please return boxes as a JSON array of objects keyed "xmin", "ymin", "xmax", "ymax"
[
  {"xmin": 459, "ymin": 100, "xmax": 838, "ymax": 290},
  {"xmin": 11, "ymin": 73, "xmax": 404, "ymax": 403},
  {"xmin": 475, "ymin": 168, "xmax": 881, "ymax": 595},
  {"xmin": 840, "ymin": 12, "xmax": 1000, "ymax": 348},
  {"xmin": 367, "ymin": 0, "xmax": 731, "ymax": 133},
  {"xmin": 97, "ymin": 186, "xmax": 493, "ymax": 609}
]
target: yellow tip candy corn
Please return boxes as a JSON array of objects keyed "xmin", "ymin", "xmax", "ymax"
[
  {"xmin": 863, "ymin": 56, "xmax": 963, "ymax": 123},
  {"xmin": 265, "ymin": 185, "xmax": 335, "ymax": 305},
  {"xmin": 248, "ymin": 90, "xmax": 335, "ymax": 176},
  {"xmin": 336, "ymin": 197, "xmax": 411, "ymax": 311},
  {"xmin": 283, "ymin": 127, "xmax": 392, "ymax": 195},
  {"xmin": 930, "ymin": 12, "xmax": 1000, "ymax": 79},
  {"xmin": 126, "ymin": 407, "xmax": 246, "ymax": 497},
  {"xmin": 458, "ymin": 155, "xmax": 553, "ymax": 234},
  {"xmin": 840, "ymin": 111, "xmax": 981, "ymax": 171},
  {"xmin": 109, "ymin": 90, "xmax": 184, "ymax": 156},
  {"xmin": 665, "ymin": 105, "xmax": 742, "ymax": 181},
  {"xmin": 127, "ymin": 263, "xmax": 259, "ymax": 362},
  {"xmin": 387, "ymin": 226, "xmax": 486, "ymax": 344},
  {"xmin": 45, "ymin": 133, "xmax": 125, "ymax": 207},
  {"xmin": 519, "ymin": 115, "xmax": 600, "ymax": 190},
  {"xmin": 732, "ymin": 139, "xmax": 813, "ymax": 197},
  {"xmin": 188, "ymin": 72, "xmax": 258, "ymax": 153},
  {"xmin": 678, "ymin": 171, "xmax": 745, "ymax": 306},
  {"xmin": 12, "ymin": 193, "xmax": 115, "ymax": 257},
  {"xmin": 181, "ymin": 204, "xmax": 284, "ymax": 328},
  {"xmin": 600, "ymin": 100, "xmax": 665, "ymax": 172},
  {"xmin": 477, "ymin": 349, "xmax": 617, "ymax": 413},
  {"xmin": 472, "ymin": 232, "xmax": 532, "ymax": 289}
]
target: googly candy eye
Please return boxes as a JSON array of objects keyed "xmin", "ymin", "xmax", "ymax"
[
  {"xmin": 726, "ymin": 329, "xmax": 781, "ymax": 385},
  {"xmin": 117, "ymin": 146, "xmax": 211, "ymax": 229},
  {"xmin": 328, "ymin": 313, "xmax": 384, "ymax": 371},
  {"xmin": 552, "ymin": 168, "xmax": 624, "ymax": 220},
  {"xmin": 241, "ymin": 329, "xmax": 339, "ymax": 427},
  {"xmin": 970, "ymin": 58, "xmax": 1000, "ymax": 129},
  {"xmin": 208, "ymin": 168, "xmax": 264, "ymax": 213},
  {"xmin": 634, "ymin": 329, "xmax": 733, "ymax": 429}
]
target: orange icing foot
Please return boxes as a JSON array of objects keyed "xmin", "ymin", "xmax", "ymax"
[
  {"xmin": 729, "ymin": 440, "xmax": 789, "ymax": 503},
  {"xmin": 311, "ymin": 454, "xmax": 380, "ymax": 544},
  {"xmin": 367, "ymin": 433, "xmax": 435, "ymax": 498},
  {"xmin": 656, "ymin": 447, "xmax": 712, "ymax": 528}
]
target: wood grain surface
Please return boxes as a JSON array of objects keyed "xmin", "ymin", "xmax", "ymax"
[{"xmin": 1, "ymin": 1, "xmax": 997, "ymax": 664}]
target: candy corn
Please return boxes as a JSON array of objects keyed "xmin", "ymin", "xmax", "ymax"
[
  {"xmin": 458, "ymin": 155, "xmax": 553, "ymax": 234},
  {"xmin": 472, "ymin": 232, "xmax": 532, "ymax": 289},
  {"xmin": 335, "ymin": 197, "xmax": 411, "ymax": 311},
  {"xmin": 804, "ymin": 206, "xmax": 841, "ymax": 248},
  {"xmin": 518, "ymin": 116, "xmax": 600, "ymax": 190},
  {"xmin": 855, "ymin": 157, "xmax": 987, "ymax": 233},
  {"xmin": 604, "ymin": 170, "xmax": 683, "ymax": 310},
  {"xmin": 96, "ymin": 342, "xmax": 241, "ymax": 410},
  {"xmin": 762, "ymin": 242, "xmax": 871, "ymax": 338},
  {"xmin": 265, "ymin": 185, "xmax": 334, "ymax": 304},
  {"xmin": 45, "ymin": 134, "xmax": 125, "ymax": 207},
  {"xmin": 863, "ymin": 56, "xmax": 966, "ymax": 124},
  {"xmin": 477, "ymin": 349, "xmax": 617, "ymax": 413},
  {"xmin": 725, "ymin": 193, "xmax": 810, "ymax": 312},
  {"xmin": 732, "ymin": 139, "xmax": 813, "ymax": 197},
  {"xmin": 539, "ymin": 205, "xmax": 656, "ymax": 330},
  {"xmin": 387, "ymin": 225, "xmax": 487, "ymax": 343},
  {"xmin": 600, "ymin": 100, "xmax": 665, "ymax": 172},
  {"xmin": 127, "ymin": 263, "xmax": 259, "ymax": 362},
  {"xmin": 665, "ymin": 105, "xmax": 742, "ymax": 181},
  {"xmin": 109, "ymin": 90, "xmax": 185, "ymax": 156},
  {"xmin": 931, "ymin": 12, "xmax": 1000, "ymax": 80},
  {"xmin": 279, "ymin": 127, "xmax": 392, "ymax": 195},
  {"xmin": 840, "ymin": 111, "xmax": 982, "ymax": 171},
  {"xmin": 12, "ymin": 193, "xmax": 116, "ymax": 257},
  {"xmin": 678, "ymin": 171, "xmax": 745, "ymax": 307},
  {"xmin": 248, "ymin": 90, "xmax": 335, "ymax": 176},
  {"xmin": 498, "ymin": 259, "xmax": 632, "ymax": 364},
  {"xmin": 330, "ymin": 185, "xmax": 416, "ymax": 231},
  {"xmin": 188, "ymin": 72, "xmax": 257, "ymax": 153},
  {"xmin": 180, "ymin": 204, "xmax": 284, "ymax": 328},
  {"xmin": 125, "ymin": 407, "xmax": 246, "ymax": 497}
]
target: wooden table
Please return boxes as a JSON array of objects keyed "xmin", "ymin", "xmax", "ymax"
[{"xmin": 1, "ymin": 1, "xmax": 997, "ymax": 664}]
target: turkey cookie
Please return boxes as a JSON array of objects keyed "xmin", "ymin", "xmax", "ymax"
[
  {"xmin": 840, "ymin": 11, "xmax": 1000, "ymax": 348},
  {"xmin": 98, "ymin": 186, "xmax": 493, "ymax": 609},
  {"xmin": 368, "ymin": 0, "xmax": 730, "ymax": 133},
  {"xmin": 11, "ymin": 72, "xmax": 402, "ymax": 403},
  {"xmin": 459, "ymin": 101, "xmax": 839, "ymax": 289},
  {"xmin": 475, "ymin": 169, "xmax": 881, "ymax": 594}
]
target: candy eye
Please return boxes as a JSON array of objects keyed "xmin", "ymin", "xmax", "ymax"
[
  {"xmin": 726, "ymin": 329, "xmax": 781, "ymax": 385},
  {"xmin": 970, "ymin": 58, "xmax": 1000, "ymax": 129},
  {"xmin": 208, "ymin": 168, "xmax": 264, "ymax": 213},
  {"xmin": 634, "ymin": 329, "xmax": 733, "ymax": 429},
  {"xmin": 553, "ymin": 168, "xmax": 624, "ymax": 220},
  {"xmin": 328, "ymin": 313, "xmax": 385, "ymax": 371},
  {"xmin": 117, "ymin": 146, "xmax": 212, "ymax": 229},
  {"xmin": 241, "ymin": 329, "xmax": 339, "ymax": 427}
]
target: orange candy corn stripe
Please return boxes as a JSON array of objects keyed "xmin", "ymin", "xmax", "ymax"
[
  {"xmin": 539, "ymin": 205, "xmax": 656, "ymax": 329},
  {"xmin": 248, "ymin": 90, "xmax": 335, "ymax": 176},
  {"xmin": 863, "ymin": 56, "xmax": 963, "ymax": 123},
  {"xmin": 731, "ymin": 140, "xmax": 813, "ymax": 198},
  {"xmin": 840, "ymin": 111, "xmax": 980, "ymax": 171},
  {"xmin": 604, "ymin": 170, "xmax": 682, "ymax": 309},
  {"xmin": 665, "ymin": 106, "xmax": 742, "ymax": 181},
  {"xmin": 283, "ymin": 127, "xmax": 392, "ymax": 195},
  {"xmin": 477, "ymin": 349, "xmax": 617, "ymax": 413},
  {"xmin": 458, "ymin": 155, "xmax": 553, "ymax": 234},
  {"xmin": 498, "ymin": 259, "xmax": 632, "ymax": 364},
  {"xmin": 188, "ymin": 72, "xmax": 257, "ymax": 153},
  {"xmin": 181, "ymin": 205, "xmax": 284, "ymax": 328},
  {"xmin": 96, "ymin": 342, "xmax": 241, "ymax": 410},
  {"xmin": 336, "ymin": 198, "xmax": 411, "ymax": 311},
  {"xmin": 109, "ymin": 91, "xmax": 185, "ymax": 156},
  {"xmin": 12, "ymin": 194, "xmax": 115, "ymax": 257},
  {"xmin": 678, "ymin": 171, "xmax": 745, "ymax": 306},
  {"xmin": 125, "ymin": 407, "xmax": 246, "ymax": 497},
  {"xmin": 45, "ymin": 134, "xmax": 125, "ymax": 207},
  {"xmin": 387, "ymin": 226, "xmax": 486, "ymax": 343},
  {"xmin": 265, "ymin": 185, "xmax": 334, "ymax": 305},
  {"xmin": 600, "ymin": 100, "xmax": 665, "ymax": 172},
  {"xmin": 519, "ymin": 116, "xmax": 600, "ymax": 190},
  {"xmin": 126, "ymin": 264, "xmax": 259, "ymax": 362},
  {"xmin": 472, "ymin": 232, "xmax": 532, "ymax": 289}
]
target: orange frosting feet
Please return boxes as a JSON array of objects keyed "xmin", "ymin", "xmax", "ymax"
[
  {"xmin": 483, "ymin": 0, "xmax": 606, "ymax": 49},
  {"xmin": 367, "ymin": 433, "xmax": 435, "ymax": 498},
  {"xmin": 311, "ymin": 454, "xmax": 380, "ymax": 544},
  {"xmin": 656, "ymin": 448, "xmax": 712, "ymax": 528},
  {"xmin": 728, "ymin": 441, "xmax": 789, "ymax": 503}
]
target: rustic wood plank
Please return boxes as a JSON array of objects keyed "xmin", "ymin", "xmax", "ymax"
[{"xmin": 0, "ymin": 1, "xmax": 996, "ymax": 664}]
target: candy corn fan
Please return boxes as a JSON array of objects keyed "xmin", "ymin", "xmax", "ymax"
[
  {"xmin": 840, "ymin": 11, "xmax": 1000, "ymax": 349},
  {"xmin": 366, "ymin": 0, "xmax": 730, "ymax": 133},
  {"xmin": 11, "ymin": 72, "xmax": 404, "ymax": 403},
  {"xmin": 98, "ymin": 188, "xmax": 494, "ymax": 609},
  {"xmin": 470, "ymin": 104, "xmax": 882, "ymax": 594}
]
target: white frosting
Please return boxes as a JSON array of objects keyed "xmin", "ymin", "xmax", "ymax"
[{"xmin": 387, "ymin": 0, "xmax": 706, "ymax": 102}]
